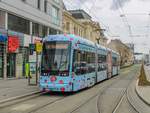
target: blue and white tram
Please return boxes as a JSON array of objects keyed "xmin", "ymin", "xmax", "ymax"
[{"xmin": 40, "ymin": 34, "xmax": 120, "ymax": 92}]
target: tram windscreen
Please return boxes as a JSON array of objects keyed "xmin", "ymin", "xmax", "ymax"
[{"xmin": 41, "ymin": 42, "xmax": 70, "ymax": 75}]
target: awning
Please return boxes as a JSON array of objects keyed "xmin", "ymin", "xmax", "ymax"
[{"xmin": 0, "ymin": 34, "xmax": 7, "ymax": 42}]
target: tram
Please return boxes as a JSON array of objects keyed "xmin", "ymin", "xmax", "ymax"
[{"xmin": 40, "ymin": 34, "xmax": 120, "ymax": 92}]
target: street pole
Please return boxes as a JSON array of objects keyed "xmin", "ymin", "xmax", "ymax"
[{"xmin": 36, "ymin": 51, "xmax": 38, "ymax": 85}]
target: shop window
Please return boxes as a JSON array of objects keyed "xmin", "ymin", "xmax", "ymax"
[
  {"xmin": 42, "ymin": 26, "xmax": 48, "ymax": 37},
  {"xmin": 0, "ymin": 10, "xmax": 5, "ymax": 29},
  {"xmin": 32, "ymin": 22, "xmax": 39, "ymax": 37},
  {"xmin": 49, "ymin": 27, "xmax": 57, "ymax": 35},
  {"xmin": 8, "ymin": 14, "xmax": 30, "ymax": 34},
  {"xmin": 39, "ymin": 25, "xmax": 47, "ymax": 37}
]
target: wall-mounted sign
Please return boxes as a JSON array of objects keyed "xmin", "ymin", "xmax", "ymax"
[
  {"xmin": 0, "ymin": 34, "xmax": 7, "ymax": 42},
  {"xmin": 8, "ymin": 36, "xmax": 19, "ymax": 53},
  {"xmin": 36, "ymin": 42, "xmax": 42, "ymax": 53},
  {"xmin": 24, "ymin": 34, "xmax": 31, "ymax": 47},
  {"xmin": 33, "ymin": 36, "xmax": 42, "ymax": 44},
  {"xmin": 8, "ymin": 30, "xmax": 24, "ymax": 46}
]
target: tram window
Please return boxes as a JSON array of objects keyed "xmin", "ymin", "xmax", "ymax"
[
  {"xmin": 73, "ymin": 50, "xmax": 87, "ymax": 75},
  {"xmin": 73, "ymin": 50, "xmax": 96, "ymax": 75},
  {"xmin": 112, "ymin": 57, "xmax": 117, "ymax": 66},
  {"xmin": 98, "ymin": 54, "xmax": 106, "ymax": 63},
  {"xmin": 98, "ymin": 54, "xmax": 107, "ymax": 71},
  {"xmin": 86, "ymin": 52, "xmax": 96, "ymax": 73},
  {"xmin": 98, "ymin": 64, "xmax": 107, "ymax": 71}
]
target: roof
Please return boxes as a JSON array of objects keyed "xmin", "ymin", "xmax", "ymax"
[{"xmin": 68, "ymin": 9, "xmax": 92, "ymax": 20}]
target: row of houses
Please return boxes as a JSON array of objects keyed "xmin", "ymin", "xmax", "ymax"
[{"xmin": 0, "ymin": 0, "xmax": 134, "ymax": 79}]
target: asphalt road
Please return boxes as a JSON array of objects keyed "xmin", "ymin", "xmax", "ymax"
[{"xmin": 0, "ymin": 65, "xmax": 140, "ymax": 113}]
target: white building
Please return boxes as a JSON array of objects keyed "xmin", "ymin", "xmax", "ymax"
[{"xmin": 0, "ymin": 0, "xmax": 63, "ymax": 79}]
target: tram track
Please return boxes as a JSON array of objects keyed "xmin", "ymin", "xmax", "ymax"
[
  {"xmin": 0, "ymin": 92, "xmax": 46, "ymax": 108},
  {"xmin": 0, "ymin": 65, "xmax": 139, "ymax": 113},
  {"xmin": 0, "ymin": 92, "xmax": 67, "ymax": 113},
  {"xmin": 0, "ymin": 69, "xmax": 121, "ymax": 113},
  {"xmin": 97, "ymin": 66, "xmax": 139, "ymax": 113},
  {"xmin": 67, "ymin": 66, "xmax": 138, "ymax": 113},
  {"xmin": 29, "ymin": 76, "xmax": 119, "ymax": 113}
]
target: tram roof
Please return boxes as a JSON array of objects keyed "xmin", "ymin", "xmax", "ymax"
[
  {"xmin": 44, "ymin": 34, "xmax": 95, "ymax": 47},
  {"xmin": 96, "ymin": 44, "xmax": 107, "ymax": 51},
  {"xmin": 44, "ymin": 34, "xmax": 119, "ymax": 55}
]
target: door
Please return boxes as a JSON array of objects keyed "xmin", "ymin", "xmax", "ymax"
[
  {"xmin": 7, "ymin": 53, "xmax": 16, "ymax": 78},
  {"xmin": 0, "ymin": 43, "xmax": 4, "ymax": 78}
]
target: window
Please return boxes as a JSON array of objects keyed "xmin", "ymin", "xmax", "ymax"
[
  {"xmin": 41, "ymin": 42, "xmax": 70, "ymax": 76},
  {"xmin": 73, "ymin": 50, "xmax": 96, "ymax": 75},
  {"xmin": 32, "ymin": 22, "xmax": 39, "ymax": 37},
  {"xmin": 112, "ymin": 57, "xmax": 117, "ymax": 66},
  {"xmin": 0, "ymin": 10, "xmax": 5, "ymax": 29},
  {"xmin": 42, "ymin": 26, "xmax": 48, "ymax": 37},
  {"xmin": 51, "ymin": 6, "xmax": 60, "ymax": 25},
  {"xmin": 39, "ymin": 25, "xmax": 47, "ymax": 37},
  {"xmin": 66, "ymin": 22, "xmax": 70, "ymax": 31},
  {"xmin": 52, "ymin": 6, "xmax": 59, "ymax": 19},
  {"xmin": 8, "ymin": 14, "xmax": 30, "ymax": 34},
  {"xmin": 44, "ymin": 0, "xmax": 47, "ymax": 13},
  {"xmin": 53, "ymin": 0, "xmax": 59, "ymax": 4},
  {"xmin": 37, "ymin": 0, "xmax": 41, "ymax": 9},
  {"xmin": 98, "ymin": 54, "xmax": 106, "ymax": 63},
  {"xmin": 32, "ymin": 23, "xmax": 47, "ymax": 37},
  {"xmin": 49, "ymin": 27, "xmax": 57, "ymax": 35},
  {"xmin": 98, "ymin": 54, "xmax": 107, "ymax": 71}
]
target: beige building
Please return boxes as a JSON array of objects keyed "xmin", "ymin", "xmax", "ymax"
[
  {"xmin": 63, "ymin": 10, "xmax": 85, "ymax": 37},
  {"xmin": 63, "ymin": 9, "xmax": 102, "ymax": 43},
  {"xmin": 80, "ymin": 20, "xmax": 101, "ymax": 43},
  {"xmin": 108, "ymin": 39, "xmax": 134, "ymax": 66}
]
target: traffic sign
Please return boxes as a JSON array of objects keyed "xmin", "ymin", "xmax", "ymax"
[{"xmin": 36, "ymin": 42, "xmax": 42, "ymax": 53}]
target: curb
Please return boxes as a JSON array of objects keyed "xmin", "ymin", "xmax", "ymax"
[
  {"xmin": 0, "ymin": 91, "xmax": 40, "ymax": 104},
  {"xmin": 126, "ymin": 80, "xmax": 140, "ymax": 113},
  {"xmin": 135, "ymin": 79, "xmax": 150, "ymax": 106}
]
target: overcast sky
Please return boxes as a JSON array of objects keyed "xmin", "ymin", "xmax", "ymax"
[{"xmin": 63, "ymin": 0, "xmax": 150, "ymax": 54}]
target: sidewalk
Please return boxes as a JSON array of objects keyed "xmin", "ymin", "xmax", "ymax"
[
  {"xmin": 135, "ymin": 65, "xmax": 150, "ymax": 105},
  {"xmin": 0, "ymin": 79, "xmax": 39, "ymax": 103}
]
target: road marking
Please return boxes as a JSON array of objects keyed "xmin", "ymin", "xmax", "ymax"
[{"xmin": 12, "ymin": 104, "xmax": 36, "ymax": 111}]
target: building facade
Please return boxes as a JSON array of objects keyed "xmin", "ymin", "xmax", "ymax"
[
  {"xmin": 67, "ymin": 9, "xmax": 102, "ymax": 43},
  {"xmin": 63, "ymin": 10, "xmax": 85, "ymax": 37},
  {"xmin": 0, "ymin": 0, "xmax": 63, "ymax": 79},
  {"xmin": 108, "ymin": 39, "xmax": 134, "ymax": 66}
]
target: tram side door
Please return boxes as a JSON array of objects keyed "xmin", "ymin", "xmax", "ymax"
[{"xmin": 107, "ymin": 51, "xmax": 112, "ymax": 78}]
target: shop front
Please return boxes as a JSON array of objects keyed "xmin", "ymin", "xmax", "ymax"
[
  {"xmin": 0, "ymin": 34, "xmax": 7, "ymax": 78},
  {"xmin": 7, "ymin": 35, "xmax": 19, "ymax": 78}
]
